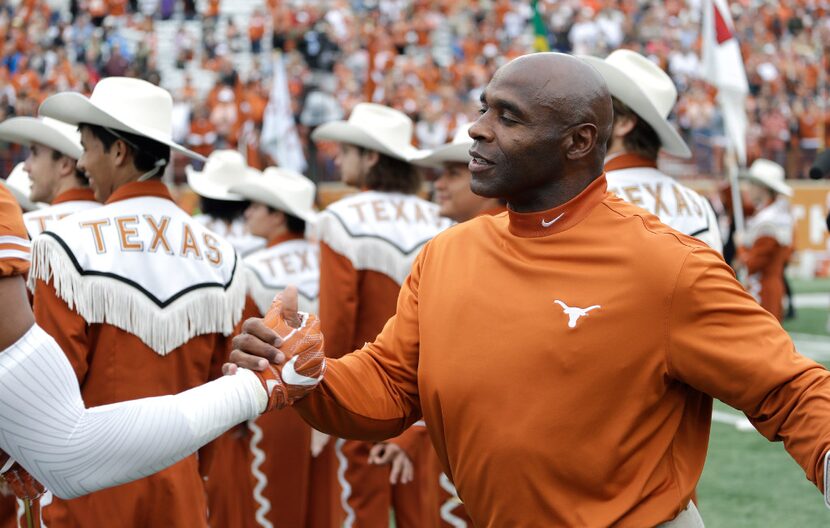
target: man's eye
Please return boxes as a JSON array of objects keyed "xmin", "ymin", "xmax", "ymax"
[{"xmin": 477, "ymin": 107, "xmax": 487, "ymax": 115}]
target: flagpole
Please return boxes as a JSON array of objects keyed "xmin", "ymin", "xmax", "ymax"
[{"xmin": 726, "ymin": 145, "xmax": 745, "ymax": 239}]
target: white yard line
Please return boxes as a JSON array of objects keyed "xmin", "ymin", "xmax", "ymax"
[{"xmin": 793, "ymin": 293, "xmax": 830, "ymax": 308}]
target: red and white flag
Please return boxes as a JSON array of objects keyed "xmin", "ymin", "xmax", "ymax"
[{"xmin": 701, "ymin": 0, "xmax": 749, "ymax": 165}]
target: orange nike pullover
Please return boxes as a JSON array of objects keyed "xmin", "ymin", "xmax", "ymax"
[{"xmin": 296, "ymin": 175, "xmax": 830, "ymax": 526}]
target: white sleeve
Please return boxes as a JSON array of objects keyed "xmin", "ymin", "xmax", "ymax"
[{"xmin": 0, "ymin": 324, "xmax": 266, "ymax": 499}]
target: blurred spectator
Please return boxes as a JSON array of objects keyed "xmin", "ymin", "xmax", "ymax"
[{"xmin": 0, "ymin": 0, "xmax": 827, "ymax": 185}]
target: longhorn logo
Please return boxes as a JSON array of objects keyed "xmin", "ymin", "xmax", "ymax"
[{"xmin": 554, "ymin": 300, "xmax": 601, "ymax": 329}]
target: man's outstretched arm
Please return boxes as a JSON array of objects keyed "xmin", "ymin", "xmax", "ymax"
[
  {"xmin": 0, "ymin": 272, "xmax": 290, "ymax": 500},
  {"xmin": 229, "ymin": 250, "xmax": 428, "ymax": 441}
]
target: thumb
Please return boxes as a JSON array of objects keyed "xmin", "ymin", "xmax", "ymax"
[{"xmin": 279, "ymin": 285, "xmax": 301, "ymax": 328}]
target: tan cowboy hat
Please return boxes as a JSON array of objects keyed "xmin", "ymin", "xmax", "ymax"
[
  {"xmin": 580, "ymin": 50, "xmax": 692, "ymax": 159},
  {"xmin": 1, "ymin": 162, "xmax": 42, "ymax": 211},
  {"xmin": 38, "ymin": 77, "xmax": 205, "ymax": 161},
  {"xmin": 0, "ymin": 117, "xmax": 83, "ymax": 159},
  {"xmin": 311, "ymin": 103, "xmax": 421, "ymax": 161},
  {"xmin": 742, "ymin": 158, "xmax": 792, "ymax": 197},
  {"xmin": 186, "ymin": 150, "xmax": 260, "ymax": 201},
  {"xmin": 413, "ymin": 123, "xmax": 473, "ymax": 168},
  {"xmin": 229, "ymin": 166, "xmax": 317, "ymax": 224}
]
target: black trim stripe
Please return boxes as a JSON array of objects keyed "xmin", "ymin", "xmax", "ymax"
[
  {"xmin": 326, "ymin": 209, "xmax": 434, "ymax": 256},
  {"xmin": 247, "ymin": 266, "xmax": 319, "ymax": 301},
  {"xmin": 40, "ymin": 231, "xmax": 238, "ymax": 309}
]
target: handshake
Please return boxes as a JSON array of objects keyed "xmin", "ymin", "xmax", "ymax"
[{"xmin": 227, "ymin": 286, "xmax": 326, "ymax": 412}]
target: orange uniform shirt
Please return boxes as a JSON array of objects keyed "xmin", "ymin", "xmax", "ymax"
[
  {"xmin": 0, "ymin": 185, "xmax": 29, "ymax": 278},
  {"xmin": 296, "ymin": 175, "xmax": 830, "ymax": 526},
  {"xmin": 31, "ymin": 181, "xmax": 238, "ymax": 528}
]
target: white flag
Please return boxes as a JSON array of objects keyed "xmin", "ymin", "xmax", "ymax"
[
  {"xmin": 701, "ymin": 0, "xmax": 749, "ymax": 165},
  {"xmin": 261, "ymin": 53, "xmax": 308, "ymax": 174}
]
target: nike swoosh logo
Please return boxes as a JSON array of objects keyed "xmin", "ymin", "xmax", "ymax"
[
  {"xmin": 281, "ymin": 356, "xmax": 323, "ymax": 386},
  {"xmin": 541, "ymin": 212, "xmax": 565, "ymax": 228}
]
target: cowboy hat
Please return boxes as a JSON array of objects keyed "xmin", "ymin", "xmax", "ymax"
[
  {"xmin": 38, "ymin": 77, "xmax": 205, "ymax": 161},
  {"xmin": 580, "ymin": 50, "xmax": 692, "ymax": 158},
  {"xmin": 1, "ymin": 162, "xmax": 43, "ymax": 211},
  {"xmin": 186, "ymin": 149, "xmax": 261, "ymax": 201},
  {"xmin": 742, "ymin": 158, "xmax": 792, "ymax": 197},
  {"xmin": 413, "ymin": 123, "xmax": 474, "ymax": 168},
  {"xmin": 0, "ymin": 117, "xmax": 83, "ymax": 159},
  {"xmin": 311, "ymin": 103, "xmax": 421, "ymax": 162},
  {"xmin": 229, "ymin": 166, "xmax": 317, "ymax": 224}
]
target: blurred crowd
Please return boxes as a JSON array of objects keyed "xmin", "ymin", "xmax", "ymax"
[{"xmin": 1, "ymin": 0, "xmax": 829, "ymax": 183}]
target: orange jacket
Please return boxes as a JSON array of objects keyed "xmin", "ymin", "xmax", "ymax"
[
  {"xmin": 33, "ymin": 182, "xmax": 232, "ymax": 527},
  {"xmin": 296, "ymin": 175, "xmax": 830, "ymax": 526},
  {"xmin": 0, "ymin": 185, "xmax": 29, "ymax": 278}
]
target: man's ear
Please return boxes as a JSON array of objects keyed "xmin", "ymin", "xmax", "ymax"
[
  {"xmin": 362, "ymin": 149, "xmax": 380, "ymax": 170},
  {"xmin": 56, "ymin": 155, "xmax": 76, "ymax": 179},
  {"xmin": 612, "ymin": 115, "xmax": 637, "ymax": 140},
  {"xmin": 112, "ymin": 139, "xmax": 131, "ymax": 168},
  {"xmin": 566, "ymin": 123, "xmax": 599, "ymax": 161}
]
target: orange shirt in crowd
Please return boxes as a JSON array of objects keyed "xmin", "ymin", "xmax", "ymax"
[{"xmin": 296, "ymin": 175, "xmax": 830, "ymax": 526}]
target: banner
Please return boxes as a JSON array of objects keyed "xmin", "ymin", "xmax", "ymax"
[{"xmin": 261, "ymin": 53, "xmax": 308, "ymax": 174}]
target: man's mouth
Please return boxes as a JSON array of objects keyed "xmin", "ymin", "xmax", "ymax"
[{"xmin": 468, "ymin": 149, "xmax": 495, "ymax": 172}]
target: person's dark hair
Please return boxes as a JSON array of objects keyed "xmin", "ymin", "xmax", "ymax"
[
  {"xmin": 79, "ymin": 123, "xmax": 171, "ymax": 174},
  {"xmin": 267, "ymin": 206, "xmax": 306, "ymax": 234},
  {"xmin": 50, "ymin": 149, "xmax": 89, "ymax": 186},
  {"xmin": 361, "ymin": 148, "xmax": 421, "ymax": 194},
  {"xmin": 608, "ymin": 97, "xmax": 661, "ymax": 161},
  {"xmin": 200, "ymin": 196, "xmax": 249, "ymax": 222}
]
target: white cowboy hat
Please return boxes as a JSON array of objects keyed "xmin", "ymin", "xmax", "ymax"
[
  {"xmin": 0, "ymin": 117, "xmax": 83, "ymax": 159},
  {"xmin": 311, "ymin": 103, "xmax": 421, "ymax": 161},
  {"xmin": 38, "ymin": 77, "xmax": 205, "ymax": 161},
  {"xmin": 413, "ymin": 123, "xmax": 474, "ymax": 168},
  {"xmin": 580, "ymin": 50, "xmax": 692, "ymax": 158},
  {"xmin": 742, "ymin": 158, "xmax": 792, "ymax": 197},
  {"xmin": 1, "ymin": 162, "xmax": 43, "ymax": 211},
  {"xmin": 186, "ymin": 149, "xmax": 261, "ymax": 201},
  {"xmin": 229, "ymin": 166, "xmax": 317, "ymax": 224}
]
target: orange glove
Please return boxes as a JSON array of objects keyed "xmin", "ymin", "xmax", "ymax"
[
  {"xmin": 256, "ymin": 287, "xmax": 325, "ymax": 412},
  {"xmin": 0, "ymin": 451, "xmax": 44, "ymax": 500}
]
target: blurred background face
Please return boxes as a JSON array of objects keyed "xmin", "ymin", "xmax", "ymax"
[
  {"xmin": 434, "ymin": 162, "xmax": 489, "ymax": 222},
  {"xmin": 244, "ymin": 202, "xmax": 281, "ymax": 239},
  {"xmin": 746, "ymin": 181, "xmax": 775, "ymax": 210},
  {"xmin": 334, "ymin": 143, "xmax": 370, "ymax": 187},
  {"xmin": 24, "ymin": 143, "xmax": 61, "ymax": 203}
]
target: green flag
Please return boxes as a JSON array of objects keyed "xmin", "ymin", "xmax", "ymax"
[{"xmin": 532, "ymin": 0, "xmax": 550, "ymax": 51}]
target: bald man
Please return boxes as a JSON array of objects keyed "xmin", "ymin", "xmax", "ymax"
[{"xmin": 231, "ymin": 53, "xmax": 830, "ymax": 525}]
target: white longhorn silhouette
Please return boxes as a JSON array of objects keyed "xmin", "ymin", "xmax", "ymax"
[{"xmin": 554, "ymin": 300, "xmax": 601, "ymax": 328}]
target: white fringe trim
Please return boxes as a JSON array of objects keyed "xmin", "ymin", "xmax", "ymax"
[
  {"xmin": 29, "ymin": 236, "xmax": 246, "ymax": 355},
  {"xmin": 245, "ymin": 267, "xmax": 319, "ymax": 315},
  {"xmin": 318, "ymin": 214, "xmax": 420, "ymax": 287}
]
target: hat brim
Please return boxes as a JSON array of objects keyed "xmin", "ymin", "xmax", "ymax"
[
  {"xmin": 740, "ymin": 173, "xmax": 793, "ymax": 197},
  {"xmin": 229, "ymin": 180, "xmax": 318, "ymax": 224},
  {"xmin": 185, "ymin": 164, "xmax": 251, "ymax": 201},
  {"xmin": 0, "ymin": 117, "xmax": 83, "ymax": 159},
  {"xmin": 412, "ymin": 143, "xmax": 472, "ymax": 168},
  {"xmin": 311, "ymin": 121, "xmax": 422, "ymax": 162},
  {"xmin": 40, "ymin": 93, "xmax": 206, "ymax": 161},
  {"xmin": 581, "ymin": 56, "xmax": 692, "ymax": 159}
]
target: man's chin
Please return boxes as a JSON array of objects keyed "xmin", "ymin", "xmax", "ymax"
[{"xmin": 469, "ymin": 180, "xmax": 505, "ymax": 201}]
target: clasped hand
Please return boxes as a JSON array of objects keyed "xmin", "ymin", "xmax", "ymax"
[{"xmin": 225, "ymin": 286, "xmax": 325, "ymax": 411}]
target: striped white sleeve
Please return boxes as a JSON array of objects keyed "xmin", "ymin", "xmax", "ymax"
[{"xmin": 0, "ymin": 324, "xmax": 266, "ymax": 499}]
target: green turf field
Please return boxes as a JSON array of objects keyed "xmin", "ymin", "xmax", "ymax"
[{"xmin": 697, "ymin": 278, "xmax": 830, "ymax": 526}]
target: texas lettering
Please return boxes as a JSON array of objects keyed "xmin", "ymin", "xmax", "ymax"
[{"xmin": 79, "ymin": 215, "xmax": 224, "ymax": 265}]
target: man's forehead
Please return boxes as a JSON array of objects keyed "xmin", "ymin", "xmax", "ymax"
[{"xmin": 483, "ymin": 73, "xmax": 561, "ymax": 118}]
